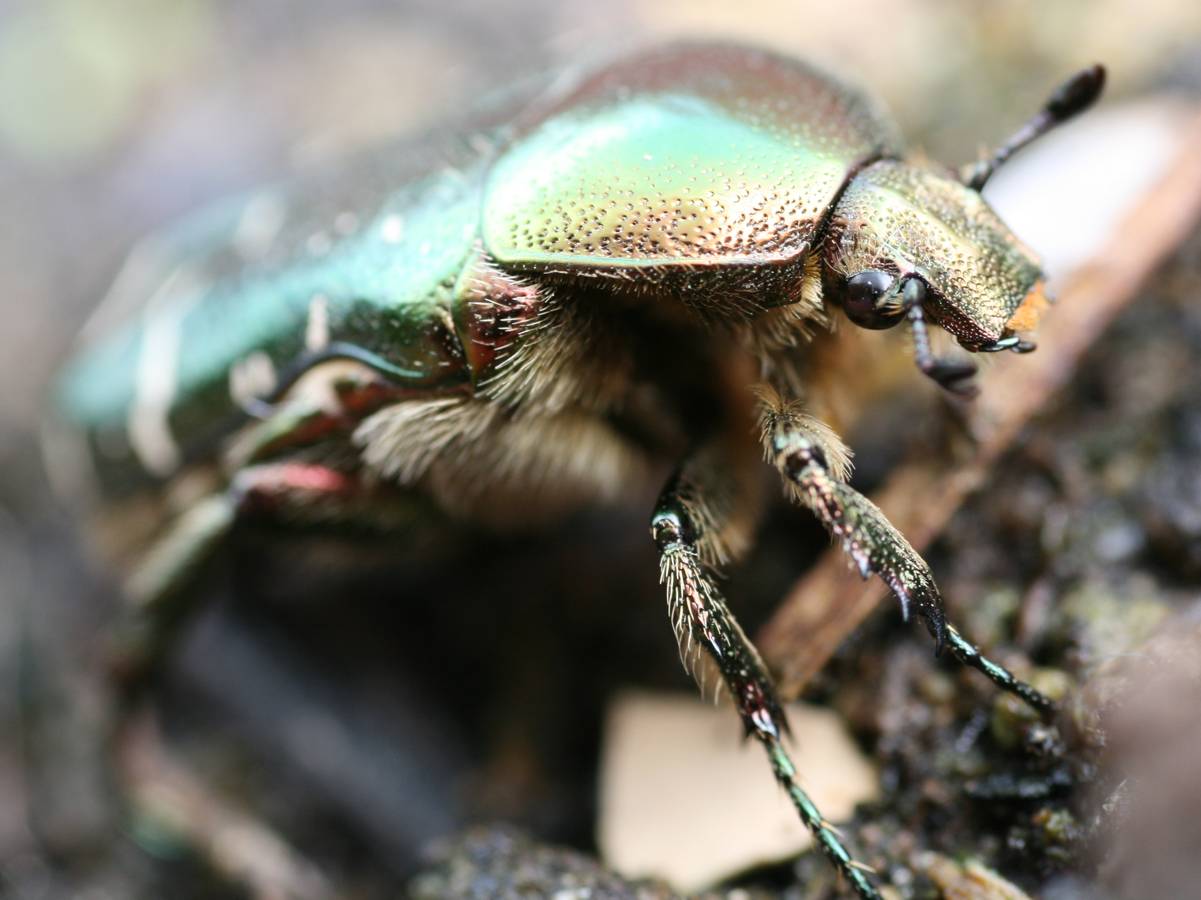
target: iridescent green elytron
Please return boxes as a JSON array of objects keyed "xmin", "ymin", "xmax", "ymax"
[
  {"xmin": 59, "ymin": 162, "xmax": 484, "ymax": 487},
  {"xmin": 483, "ymin": 50, "xmax": 900, "ymax": 269},
  {"xmin": 52, "ymin": 44, "xmax": 1104, "ymax": 900}
]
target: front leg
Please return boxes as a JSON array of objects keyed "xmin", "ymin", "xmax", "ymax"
[
  {"xmin": 651, "ymin": 449, "xmax": 883, "ymax": 900},
  {"xmin": 757, "ymin": 388, "xmax": 1053, "ymax": 714}
]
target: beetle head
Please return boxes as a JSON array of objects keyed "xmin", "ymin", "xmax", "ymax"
[
  {"xmin": 821, "ymin": 63, "xmax": 1103, "ymax": 395},
  {"xmin": 823, "ymin": 160, "xmax": 1047, "ymax": 395}
]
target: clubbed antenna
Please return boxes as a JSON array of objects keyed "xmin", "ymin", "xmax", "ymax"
[{"xmin": 962, "ymin": 64, "xmax": 1107, "ymax": 191}]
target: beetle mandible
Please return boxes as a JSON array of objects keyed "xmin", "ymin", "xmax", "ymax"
[{"xmin": 52, "ymin": 44, "xmax": 1105, "ymax": 898}]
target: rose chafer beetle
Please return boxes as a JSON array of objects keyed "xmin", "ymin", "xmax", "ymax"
[{"xmin": 52, "ymin": 44, "xmax": 1104, "ymax": 898}]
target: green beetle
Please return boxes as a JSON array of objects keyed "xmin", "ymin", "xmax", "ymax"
[{"xmin": 52, "ymin": 44, "xmax": 1103, "ymax": 899}]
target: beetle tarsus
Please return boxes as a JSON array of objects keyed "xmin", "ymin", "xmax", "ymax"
[
  {"xmin": 651, "ymin": 476, "xmax": 883, "ymax": 900},
  {"xmin": 944, "ymin": 627, "xmax": 1056, "ymax": 714}
]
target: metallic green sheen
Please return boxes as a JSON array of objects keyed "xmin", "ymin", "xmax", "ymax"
[
  {"xmin": 57, "ymin": 158, "xmax": 485, "ymax": 479},
  {"xmin": 483, "ymin": 44, "xmax": 901, "ymax": 274}
]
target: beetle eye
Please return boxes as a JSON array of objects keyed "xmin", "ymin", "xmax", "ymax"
[{"xmin": 842, "ymin": 269, "xmax": 904, "ymax": 329}]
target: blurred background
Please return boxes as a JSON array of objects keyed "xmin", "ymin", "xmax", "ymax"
[{"xmin": 5, "ymin": 1, "xmax": 1201, "ymax": 898}]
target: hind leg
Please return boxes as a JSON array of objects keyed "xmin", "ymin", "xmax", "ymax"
[{"xmin": 106, "ymin": 460, "xmax": 421, "ymax": 899}]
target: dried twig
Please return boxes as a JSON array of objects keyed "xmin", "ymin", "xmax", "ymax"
[{"xmin": 758, "ymin": 110, "xmax": 1201, "ymax": 699}]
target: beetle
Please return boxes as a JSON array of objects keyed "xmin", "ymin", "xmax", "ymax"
[{"xmin": 50, "ymin": 44, "xmax": 1104, "ymax": 898}]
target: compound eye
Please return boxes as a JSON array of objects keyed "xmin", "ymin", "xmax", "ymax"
[{"xmin": 843, "ymin": 269, "xmax": 903, "ymax": 329}]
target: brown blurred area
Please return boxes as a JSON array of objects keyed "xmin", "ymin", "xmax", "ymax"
[{"xmin": 5, "ymin": 2, "xmax": 1201, "ymax": 898}]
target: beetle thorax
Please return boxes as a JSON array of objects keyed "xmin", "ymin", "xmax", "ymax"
[{"xmin": 822, "ymin": 160, "xmax": 1042, "ymax": 346}]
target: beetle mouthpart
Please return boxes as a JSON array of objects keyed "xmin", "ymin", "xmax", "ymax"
[
  {"xmin": 962, "ymin": 64, "xmax": 1106, "ymax": 191},
  {"xmin": 920, "ymin": 357, "xmax": 979, "ymax": 397},
  {"xmin": 903, "ymin": 280, "xmax": 980, "ymax": 397},
  {"xmin": 972, "ymin": 335, "xmax": 1038, "ymax": 354}
]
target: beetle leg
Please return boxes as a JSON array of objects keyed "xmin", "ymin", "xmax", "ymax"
[
  {"xmin": 228, "ymin": 357, "xmax": 447, "ymax": 468},
  {"xmin": 101, "ymin": 462, "xmax": 411, "ymax": 899},
  {"xmin": 113, "ymin": 355, "xmax": 434, "ymax": 687},
  {"xmin": 757, "ymin": 390, "xmax": 1054, "ymax": 715},
  {"xmin": 651, "ymin": 454, "xmax": 884, "ymax": 900},
  {"xmin": 108, "ymin": 492, "xmax": 237, "ymax": 692},
  {"xmin": 110, "ymin": 461, "xmax": 414, "ymax": 693},
  {"xmin": 903, "ymin": 281, "xmax": 980, "ymax": 397}
]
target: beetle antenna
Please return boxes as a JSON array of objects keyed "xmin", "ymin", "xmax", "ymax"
[
  {"xmin": 962, "ymin": 64, "xmax": 1106, "ymax": 191},
  {"xmin": 902, "ymin": 278, "xmax": 979, "ymax": 396}
]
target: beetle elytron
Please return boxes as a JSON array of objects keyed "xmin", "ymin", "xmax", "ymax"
[{"xmin": 52, "ymin": 44, "xmax": 1104, "ymax": 898}]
